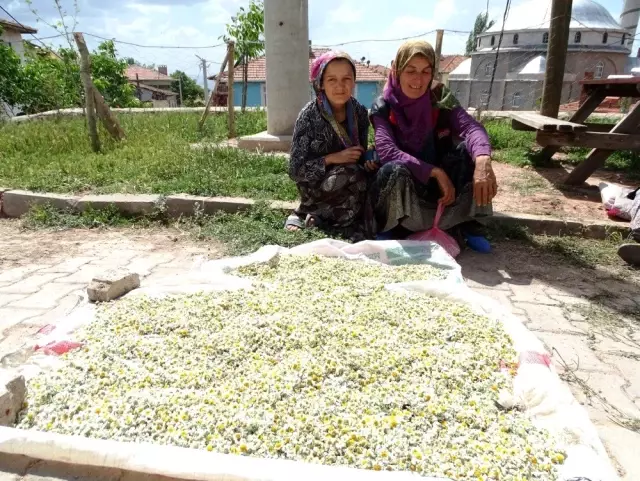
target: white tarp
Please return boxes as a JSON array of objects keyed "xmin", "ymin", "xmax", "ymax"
[{"xmin": 0, "ymin": 239, "xmax": 619, "ymax": 481}]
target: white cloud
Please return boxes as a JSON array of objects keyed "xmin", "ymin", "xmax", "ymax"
[
  {"xmin": 6, "ymin": 0, "xmax": 21, "ymax": 12},
  {"xmin": 202, "ymin": 0, "xmax": 233, "ymax": 25},
  {"xmin": 328, "ymin": 4, "xmax": 364, "ymax": 24},
  {"xmin": 126, "ymin": 3, "xmax": 171, "ymax": 15}
]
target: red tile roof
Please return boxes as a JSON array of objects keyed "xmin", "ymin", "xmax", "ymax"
[
  {"xmin": 0, "ymin": 19, "xmax": 37, "ymax": 34},
  {"xmin": 126, "ymin": 65, "xmax": 172, "ymax": 82},
  {"xmin": 439, "ymin": 55, "xmax": 469, "ymax": 74},
  {"xmin": 210, "ymin": 48, "xmax": 387, "ymax": 83}
]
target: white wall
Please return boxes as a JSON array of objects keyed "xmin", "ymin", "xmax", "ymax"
[
  {"xmin": 478, "ymin": 29, "xmax": 628, "ymax": 50},
  {"xmin": 0, "ymin": 28, "xmax": 26, "ymax": 61}
]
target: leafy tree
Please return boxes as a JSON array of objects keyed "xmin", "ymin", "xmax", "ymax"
[
  {"xmin": 170, "ymin": 70, "xmax": 204, "ymax": 106},
  {"xmin": 0, "ymin": 26, "xmax": 29, "ymax": 112},
  {"xmin": 465, "ymin": 12, "xmax": 495, "ymax": 56},
  {"xmin": 90, "ymin": 40, "xmax": 136, "ymax": 107},
  {"xmin": 222, "ymin": 0, "xmax": 265, "ymax": 111}
]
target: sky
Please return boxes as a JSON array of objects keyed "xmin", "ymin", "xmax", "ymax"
[{"xmin": 3, "ymin": 0, "xmax": 637, "ymax": 88}]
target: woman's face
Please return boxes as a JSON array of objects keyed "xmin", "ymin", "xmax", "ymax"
[
  {"xmin": 322, "ymin": 59, "xmax": 355, "ymax": 107},
  {"xmin": 399, "ymin": 54, "xmax": 433, "ymax": 99}
]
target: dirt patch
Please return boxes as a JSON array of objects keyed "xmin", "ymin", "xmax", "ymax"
[
  {"xmin": 492, "ymin": 162, "xmax": 637, "ymax": 222},
  {"xmin": 0, "ymin": 219, "xmax": 220, "ymax": 270}
]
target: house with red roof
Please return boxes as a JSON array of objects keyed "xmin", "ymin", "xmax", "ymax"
[
  {"xmin": 125, "ymin": 64, "xmax": 178, "ymax": 107},
  {"xmin": 210, "ymin": 46, "xmax": 388, "ymax": 109}
]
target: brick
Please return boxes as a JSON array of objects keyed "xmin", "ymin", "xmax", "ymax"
[
  {"xmin": 463, "ymin": 269, "xmax": 513, "ymax": 290},
  {"xmin": 38, "ymin": 257, "xmax": 95, "ymax": 274},
  {"xmin": 0, "ymin": 308, "xmax": 47, "ymax": 332},
  {"xmin": 7, "ymin": 283, "xmax": 84, "ymax": 310},
  {"xmin": 21, "ymin": 293, "xmax": 83, "ymax": 328},
  {"xmin": 570, "ymin": 371, "xmax": 640, "ymax": 423},
  {"xmin": 1, "ymin": 190, "xmax": 79, "ymax": 218},
  {"xmin": 76, "ymin": 194, "xmax": 161, "ymax": 217},
  {"xmin": 51, "ymin": 265, "xmax": 110, "ymax": 285},
  {"xmin": 0, "ymin": 294, "xmax": 27, "ymax": 308},
  {"xmin": 592, "ymin": 335, "xmax": 640, "ymax": 357},
  {"xmin": 535, "ymin": 332, "xmax": 609, "ymax": 372},
  {"xmin": 87, "ymin": 268, "xmax": 140, "ymax": 303},
  {"xmin": 0, "ymin": 453, "xmax": 32, "ymax": 480},
  {"xmin": 601, "ymin": 355, "xmax": 640, "ymax": 401},
  {"xmin": 509, "ymin": 283, "xmax": 560, "ymax": 305},
  {"xmin": 596, "ymin": 424, "xmax": 640, "ymax": 481},
  {"xmin": 23, "ymin": 460, "xmax": 121, "ymax": 481},
  {"xmin": 166, "ymin": 194, "xmax": 254, "ymax": 217},
  {"xmin": 551, "ymin": 295, "xmax": 591, "ymax": 306},
  {"xmin": 86, "ymin": 250, "xmax": 143, "ymax": 267},
  {"xmin": 126, "ymin": 253, "xmax": 176, "ymax": 277},
  {"xmin": 514, "ymin": 302, "xmax": 587, "ymax": 334},
  {"xmin": 0, "ymin": 322, "xmax": 42, "ymax": 360},
  {"xmin": 0, "ymin": 372, "xmax": 26, "ymax": 426},
  {"xmin": 0, "ymin": 265, "xmax": 50, "ymax": 284},
  {"xmin": 0, "ymin": 274, "xmax": 67, "ymax": 295}
]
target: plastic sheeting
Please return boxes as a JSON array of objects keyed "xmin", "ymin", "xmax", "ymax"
[{"xmin": 0, "ymin": 239, "xmax": 619, "ymax": 481}]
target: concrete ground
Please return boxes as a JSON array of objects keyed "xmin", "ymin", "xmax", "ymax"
[{"xmin": 0, "ymin": 219, "xmax": 639, "ymax": 480}]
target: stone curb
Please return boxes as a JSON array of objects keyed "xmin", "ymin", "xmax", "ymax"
[
  {"xmin": 0, "ymin": 189, "xmax": 628, "ymax": 239},
  {"xmin": 489, "ymin": 212, "xmax": 630, "ymax": 239}
]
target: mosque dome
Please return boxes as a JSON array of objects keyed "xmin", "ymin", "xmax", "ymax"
[{"xmin": 486, "ymin": 0, "xmax": 624, "ymax": 33}]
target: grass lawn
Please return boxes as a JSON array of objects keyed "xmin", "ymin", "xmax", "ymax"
[
  {"xmin": 0, "ymin": 112, "xmax": 297, "ymax": 201},
  {"xmin": 2, "ymin": 113, "xmax": 639, "ymax": 201}
]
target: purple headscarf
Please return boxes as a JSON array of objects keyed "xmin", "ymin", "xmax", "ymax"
[
  {"xmin": 383, "ymin": 40, "xmax": 437, "ymax": 154},
  {"xmin": 382, "ymin": 70, "xmax": 433, "ymax": 155}
]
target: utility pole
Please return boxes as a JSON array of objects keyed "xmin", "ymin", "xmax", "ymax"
[
  {"xmin": 434, "ymin": 29, "xmax": 444, "ymax": 82},
  {"xmin": 178, "ymin": 75, "xmax": 183, "ymax": 106},
  {"xmin": 197, "ymin": 56, "xmax": 209, "ymax": 103},
  {"xmin": 540, "ymin": 0, "xmax": 573, "ymax": 118}
]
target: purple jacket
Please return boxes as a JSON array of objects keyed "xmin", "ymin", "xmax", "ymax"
[{"xmin": 372, "ymin": 106, "xmax": 492, "ymax": 184}]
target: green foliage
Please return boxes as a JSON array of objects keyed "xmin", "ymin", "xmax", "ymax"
[
  {"xmin": 23, "ymin": 203, "xmax": 133, "ymax": 229},
  {"xmin": 222, "ymin": 0, "xmax": 265, "ymax": 110},
  {"xmin": 465, "ymin": 12, "xmax": 495, "ymax": 56},
  {"xmin": 170, "ymin": 70, "xmax": 204, "ymax": 106},
  {"xmin": 90, "ymin": 40, "xmax": 136, "ymax": 107},
  {"xmin": 0, "ymin": 31, "xmax": 29, "ymax": 109},
  {"xmin": 2, "ymin": 38, "xmax": 136, "ymax": 114}
]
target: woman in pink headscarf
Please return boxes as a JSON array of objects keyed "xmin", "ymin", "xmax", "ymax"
[{"xmin": 285, "ymin": 51, "xmax": 376, "ymax": 242}]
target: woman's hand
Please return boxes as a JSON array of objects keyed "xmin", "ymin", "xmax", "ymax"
[
  {"xmin": 473, "ymin": 156, "xmax": 498, "ymax": 207},
  {"xmin": 325, "ymin": 146, "xmax": 364, "ymax": 166},
  {"xmin": 431, "ymin": 167, "xmax": 455, "ymax": 206}
]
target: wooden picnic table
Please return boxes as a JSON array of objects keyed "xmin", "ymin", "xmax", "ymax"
[{"xmin": 511, "ymin": 77, "xmax": 640, "ymax": 185}]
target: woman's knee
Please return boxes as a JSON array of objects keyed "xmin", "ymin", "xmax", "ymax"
[{"xmin": 378, "ymin": 161, "xmax": 411, "ymax": 177}]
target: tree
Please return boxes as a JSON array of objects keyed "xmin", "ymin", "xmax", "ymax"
[
  {"xmin": 170, "ymin": 71, "xmax": 204, "ymax": 107},
  {"xmin": 0, "ymin": 26, "xmax": 29, "ymax": 112},
  {"xmin": 465, "ymin": 12, "xmax": 495, "ymax": 56},
  {"xmin": 222, "ymin": 0, "xmax": 265, "ymax": 111},
  {"xmin": 90, "ymin": 41, "xmax": 136, "ymax": 108}
]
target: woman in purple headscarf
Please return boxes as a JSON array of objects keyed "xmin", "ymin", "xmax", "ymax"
[
  {"xmin": 369, "ymin": 40, "xmax": 498, "ymax": 249},
  {"xmin": 286, "ymin": 51, "xmax": 376, "ymax": 242}
]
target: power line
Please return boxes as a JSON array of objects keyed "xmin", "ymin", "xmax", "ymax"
[
  {"xmin": 485, "ymin": 0, "xmax": 511, "ymax": 109},
  {"xmin": 83, "ymin": 33, "xmax": 225, "ymax": 49},
  {"xmin": 317, "ymin": 30, "xmax": 437, "ymax": 47}
]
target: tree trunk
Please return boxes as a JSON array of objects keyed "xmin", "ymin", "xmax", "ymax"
[{"xmin": 242, "ymin": 57, "xmax": 248, "ymax": 113}]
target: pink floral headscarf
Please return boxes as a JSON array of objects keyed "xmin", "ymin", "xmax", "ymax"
[{"xmin": 310, "ymin": 51, "xmax": 357, "ymax": 93}]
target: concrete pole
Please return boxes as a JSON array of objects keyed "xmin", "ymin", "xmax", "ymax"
[
  {"xmin": 540, "ymin": 0, "xmax": 572, "ymax": 118},
  {"xmin": 620, "ymin": 0, "xmax": 640, "ymax": 50},
  {"xmin": 264, "ymin": 0, "xmax": 309, "ymax": 136},
  {"xmin": 434, "ymin": 29, "xmax": 444, "ymax": 82},
  {"xmin": 201, "ymin": 58, "xmax": 209, "ymax": 103}
]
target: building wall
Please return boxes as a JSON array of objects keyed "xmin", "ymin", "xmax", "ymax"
[
  {"xmin": 232, "ymin": 81, "xmax": 383, "ymax": 107},
  {"xmin": 356, "ymin": 82, "xmax": 383, "ymax": 108},
  {"xmin": 232, "ymin": 82, "xmax": 263, "ymax": 106},
  {"xmin": 478, "ymin": 30, "xmax": 628, "ymax": 50},
  {"xmin": 0, "ymin": 28, "xmax": 25, "ymax": 61}
]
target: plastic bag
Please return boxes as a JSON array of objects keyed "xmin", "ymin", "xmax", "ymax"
[{"xmin": 407, "ymin": 204, "xmax": 461, "ymax": 258}]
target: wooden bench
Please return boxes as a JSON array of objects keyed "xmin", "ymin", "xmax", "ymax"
[
  {"xmin": 511, "ymin": 112, "xmax": 589, "ymax": 133},
  {"xmin": 508, "ymin": 78, "xmax": 640, "ymax": 185}
]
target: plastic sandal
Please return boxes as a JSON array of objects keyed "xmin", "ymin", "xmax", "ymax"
[{"xmin": 464, "ymin": 233, "xmax": 492, "ymax": 253}]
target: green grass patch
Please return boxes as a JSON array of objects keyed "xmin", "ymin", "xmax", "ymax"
[
  {"xmin": 22, "ymin": 201, "xmax": 327, "ymax": 256},
  {"xmin": 483, "ymin": 119, "xmax": 640, "ymax": 177},
  {"xmin": 0, "ymin": 112, "xmax": 295, "ymax": 198}
]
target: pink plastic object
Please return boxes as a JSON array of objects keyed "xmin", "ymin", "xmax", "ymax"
[
  {"xmin": 407, "ymin": 203, "xmax": 461, "ymax": 258},
  {"xmin": 35, "ymin": 340, "xmax": 83, "ymax": 355}
]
